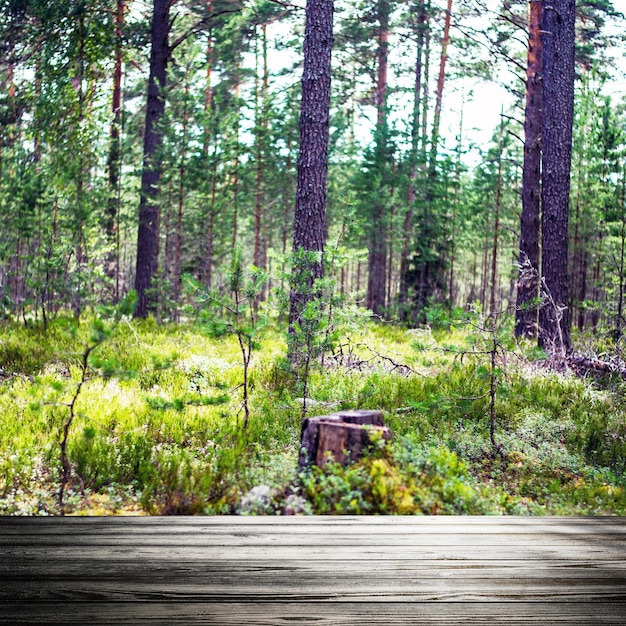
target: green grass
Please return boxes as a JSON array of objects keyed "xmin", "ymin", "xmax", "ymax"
[{"xmin": 1, "ymin": 313, "xmax": 625, "ymax": 515}]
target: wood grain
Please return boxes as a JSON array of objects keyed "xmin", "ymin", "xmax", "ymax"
[{"xmin": 1, "ymin": 516, "xmax": 625, "ymax": 624}]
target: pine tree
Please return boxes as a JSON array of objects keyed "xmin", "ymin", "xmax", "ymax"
[
  {"xmin": 289, "ymin": 0, "xmax": 334, "ymax": 330},
  {"xmin": 539, "ymin": 0, "xmax": 576, "ymax": 352}
]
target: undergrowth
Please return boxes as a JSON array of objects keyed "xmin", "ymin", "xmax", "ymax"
[{"xmin": 1, "ymin": 313, "xmax": 625, "ymax": 515}]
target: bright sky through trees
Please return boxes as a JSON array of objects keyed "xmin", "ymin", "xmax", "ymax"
[{"xmin": 263, "ymin": 0, "xmax": 626, "ymax": 167}]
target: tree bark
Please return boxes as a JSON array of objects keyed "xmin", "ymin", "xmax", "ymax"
[
  {"xmin": 515, "ymin": 0, "xmax": 542, "ymax": 338},
  {"xmin": 538, "ymin": 0, "xmax": 576, "ymax": 352},
  {"xmin": 299, "ymin": 410, "xmax": 391, "ymax": 468},
  {"xmin": 172, "ymin": 66, "xmax": 191, "ymax": 317},
  {"xmin": 253, "ymin": 25, "xmax": 268, "ymax": 275},
  {"xmin": 399, "ymin": 0, "xmax": 427, "ymax": 312},
  {"xmin": 288, "ymin": 0, "xmax": 334, "ymax": 329},
  {"xmin": 366, "ymin": 0, "xmax": 390, "ymax": 317},
  {"xmin": 106, "ymin": 0, "xmax": 125, "ymax": 302},
  {"xmin": 134, "ymin": 0, "xmax": 171, "ymax": 318},
  {"xmin": 428, "ymin": 0, "xmax": 452, "ymax": 177}
]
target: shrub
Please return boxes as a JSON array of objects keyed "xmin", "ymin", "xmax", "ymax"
[{"xmin": 300, "ymin": 441, "xmax": 501, "ymax": 515}]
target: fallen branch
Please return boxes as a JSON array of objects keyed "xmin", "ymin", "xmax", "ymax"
[{"xmin": 568, "ymin": 353, "xmax": 626, "ymax": 380}]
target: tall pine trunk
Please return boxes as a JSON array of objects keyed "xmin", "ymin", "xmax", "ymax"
[
  {"xmin": 399, "ymin": 0, "xmax": 427, "ymax": 311},
  {"xmin": 515, "ymin": 0, "xmax": 542, "ymax": 338},
  {"xmin": 172, "ymin": 66, "xmax": 191, "ymax": 318},
  {"xmin": 288, "ymin": 0, "xmax": 334, "ymax": 329},
  {"xmin": 366, "ymin": 0, "xmax": 390, "ymax": 317},
  {"xmin": 106, "ymin": 0, "xmax": 125, "ymax": 302},
  {"xmin": 428, "ymin": 0, "xmax": 452, "ymax": 177},
  {"xmin": 253, "ymin": 24, "xmax": 270, "ymax": 297},
  {"xmin": 134, "ymin": 0, "xmax": 170, "ymax": 318},
  {"xmin": 490, "ymin": 113, "xmax": 504, "ymax": 317},
  {"xmin": 538, "ymin": 0, "xmax": 575, "ymax": 352}
]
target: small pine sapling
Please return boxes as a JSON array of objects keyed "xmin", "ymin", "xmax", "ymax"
[
  {"xmin": 43, "ymin": 292, "xmax": 137, "ymax": 515},
  {"xmin": 185, "ymin": 248, "xmax": 268, "ymax": 430}
]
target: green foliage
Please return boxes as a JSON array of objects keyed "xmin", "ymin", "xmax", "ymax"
[
  {"xmin": 185, "ymin": 248, "xmax": 268, "ymax": 430},
  {"xmin": 301, "ymin": 442, "xmax": 500, "ymax": 515},
  {"xmin": 0, "ymin": 325, "xmax": 66, "ymax": 376},
  {"xmin": 2, "ymin": 318, "xmax": 626, "ymax": 516}
]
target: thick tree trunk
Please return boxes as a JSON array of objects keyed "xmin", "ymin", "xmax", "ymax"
[
  {"xmin": 515, "ymin": 0, "xmax": 542, "ymax": 338},
  {"xmin": 538, "ymin": 0, "xmax": 575, "ymax": 352},
  {"xmin": 299, "ymin": 410, "xmax": 391, "ymax": 468},
  {"xmin": 288, "ymin": 0, "xmax": 334, "ymax": 329},
  {"xmin": 134, "ymin": 0, "xmax": 170, "ymax": 318}
]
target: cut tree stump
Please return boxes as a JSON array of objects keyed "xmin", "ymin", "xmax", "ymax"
[{"xmin": 299, "ymin": 409, "xmax": 392, "ymax": 468}]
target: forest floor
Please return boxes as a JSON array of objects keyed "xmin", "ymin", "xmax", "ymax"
[{"xmin": 1, "ymin": 307, "xmax": 625, "ymax": 516}]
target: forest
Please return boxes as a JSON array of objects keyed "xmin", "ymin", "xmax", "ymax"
[{"xmin": 1, "ymin": 0, "xmax": 626, "ymax": 517}]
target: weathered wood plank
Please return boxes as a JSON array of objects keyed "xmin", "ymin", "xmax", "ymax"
[
  {"xmin": 2, "ymin": 602, "xmax": 626, "ymax": 625},
  {"xmin": 1, "ymin": 517, "xmax": 625, "ymax": 624},
  {"xmin": 2, "ymin": 545, "xmax": 623, "ymax": 561},
  {"xmin": 3, "ymin": 532, "xmax": 626, "ymax": 546},
  {"xmin": 2, "ymin": 515, "xmax": 626, "ymax": 528}
]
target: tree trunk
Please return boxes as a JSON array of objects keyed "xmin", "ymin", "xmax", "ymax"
[
  {"xmin": 204, "ymin": 155, "xmax": 219, "ymax": 289},
  {"xmin": 203, "ymin": 0, "xmax": 214, "ymax": 151},
  {"xmin": 617, "ymin": 167, "xmax": 626, "ymax": 345},
  {"xmin": 366, "ymin": 0, "xmax": 390, "ymax": 317},
  {"xmin": 571, "ymin": 137, "xmax": 584, "ymax": 330},
  {"xmin": 538, "ymin": 0, "xmax": 575, "ymax": 352},
  {"xmin": 202, "ymin": 15, "xmax": 215, "ymax": 289},
  {"xmin": 299, "ymin": 410, "xmax": 391, "ymax": 468},
  {"xmin": 134, "ymin": 0, "xmax": 171, "ymax": 318},
  {"xmin": 72, "ymin": 11, "xmax": 87, "ymax": 323},
  {"xmin": 399, "ymin": 0, "xmax": 427, "ymax": 312},
  {"xmin": 172, "ymin": 67, "xmax": 191, "ymax": 317},
  {"xmin": 288, "ymin": 0, "xmax": 334, "ymax": 330},
  {"xmin": 231, "ymin": 80, "xmax": 241, "ymax": 252},
  {"xmin": 490, "ymin": 114, "xmax": 504, "ymax": 317},
  {"xmin": 428, "ymin": 0, "xmax": 452, "ymax": 177},
  {"xmin": 106, "ymin": 0, "xmax": 125, "ymax": 302},
  {"xmin": 253, "ymin": 26, "xmax": 267, "ymax": 272},
  {"xmin": 449, "ymin": 98, "xmax": 463, "ymax": 305},
  {"xmin": 515, "ymin": 0, "xmax": 542, "ymax": 338}
]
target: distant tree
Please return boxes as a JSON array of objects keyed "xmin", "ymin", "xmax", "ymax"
[
  {"xmin": 399, "ymin": 0, "xmax": 428, "ymax": 313},
  {"xmin": 515, "ymin": 0, "xmax": 542, "ymax": 338},
  {"xmin": 105, "ymin": 0, "xmax": 126, "ymax": 303},
  {"xmin": 406, "ymin": 0, "xmax": 453, "ymax": 319},
  {"xmin": 365, "ymin": 0, "xmax": 392, "ymax": 317}
]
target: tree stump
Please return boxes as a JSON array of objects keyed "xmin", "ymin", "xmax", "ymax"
[{"xmin": 299, "ymin": 410, "xmax": 392, "ymax": 468}]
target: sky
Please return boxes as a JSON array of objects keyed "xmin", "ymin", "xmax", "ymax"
[
  {"xmin": 439, "ymin": 0, "xmax": 626, "ymax": 165},
  {"xmin": 257, "ymin": 0, "xmax": 626, "ymax": 166}
]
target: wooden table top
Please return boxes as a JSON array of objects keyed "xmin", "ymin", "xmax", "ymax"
[{"xmin": 1, "ymin": 516, "xmax": 625, "ymax": 624}]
